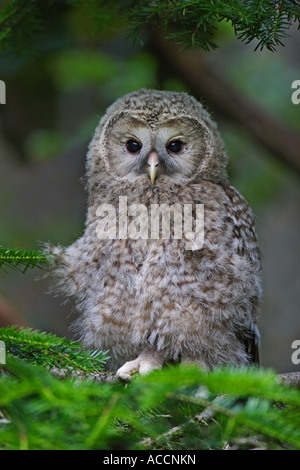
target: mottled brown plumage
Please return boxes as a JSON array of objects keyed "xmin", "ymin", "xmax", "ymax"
[{"xmin": 47, "ymin": 89, "xmax": 262, "ymax": 379}]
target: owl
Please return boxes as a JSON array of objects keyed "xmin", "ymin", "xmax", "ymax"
[{"xmin": 48, "ymin": 89, "xmax": 262, "ymax": 380}]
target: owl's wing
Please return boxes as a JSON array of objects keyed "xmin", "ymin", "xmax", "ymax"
[
  {"xmin": 221, "ymin": 184, "xmax": 262, "ymax": 366},
  {"xmin": 221, "ymin": 184, "xmax": 261, "ymax": 267}
]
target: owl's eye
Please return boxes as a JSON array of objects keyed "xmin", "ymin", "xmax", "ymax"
[
  {"xmin": 166, "ymin": 140, "xmax": 184, "ymax": 154},
  {"xmin": 125, "ymin": 139, "xmax": 142, "ymax": 154}
]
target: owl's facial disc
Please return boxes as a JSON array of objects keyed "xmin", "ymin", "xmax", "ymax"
[{"xmin": 104, "ymin": 114, "xmax": 209, "ymax": 184}]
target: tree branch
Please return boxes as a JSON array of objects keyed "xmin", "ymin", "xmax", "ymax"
[
  {"xmin": 278, "ymin": 372, "xmax": 300, "ymax": 388},
  {"xmin": 49, "ymin": 368, "xmax": 300, "ymax": 388},
  {"xmin": 149, "ymin": 31, "xmax": 300, "ymax": 174}
]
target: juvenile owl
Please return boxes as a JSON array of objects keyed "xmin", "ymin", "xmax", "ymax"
[{"xmin": 48, "ymin": 89, "xmax": 262, "ymax": 380}]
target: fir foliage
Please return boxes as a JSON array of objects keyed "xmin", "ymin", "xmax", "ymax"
[
  {"xmin": 0, "ymin": 0, "xmax": 299, "ymax": 55},
  {"xmin": 0, "ymin": 326, "xmax": 108, "ymax": 372},
  {"xmin": 126, "ymin": 0, "xmax": 300, "ymax": 51},
  {"xmin": 0, "ymin": 327, "xmax": 300, "ymax": 450},
  {"xmin": 0, "ymin": 247, "xmax": 50, "ymax": 273}
]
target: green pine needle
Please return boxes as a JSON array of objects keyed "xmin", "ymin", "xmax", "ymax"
[
  {"xmin": 0, "ymin": 0, "xmax": 299, "ymax": 55},
  {"xmin": 1, "ymin": 354, "xmax": 300, "ymax": 450},
  {"xmin": 0, "ymin": 248, "xmax": 50, "ymax": 273},
  {"xmin": 0, "ymin": 326, "xmax": 109, "ymax": 372},
  {"xmin": 125, "ymin": 0, "xmax": 300, "ymax": 52}
]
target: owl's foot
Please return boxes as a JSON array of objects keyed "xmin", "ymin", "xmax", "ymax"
[{"xmin": 116, "ymin": 352, "xmax": 162, "ymax": 381}]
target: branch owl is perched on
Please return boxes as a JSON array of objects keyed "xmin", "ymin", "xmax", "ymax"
[{"xmin": 48, "ymin": 89, "xmax": 262, "ymax": 380}]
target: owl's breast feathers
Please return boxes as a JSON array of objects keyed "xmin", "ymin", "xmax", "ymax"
[{"xmin": 49, "ymin": 179, "xmax": 261, "ymax": 367}]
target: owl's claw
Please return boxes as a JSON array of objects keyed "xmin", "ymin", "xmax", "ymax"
[
  {"xmin": 116, "ymin": 358, "xmax": 140, "ymax": 381},
  {"xmin": 116, "ymin": 353, "xmax": 162, "ymax": 381}
]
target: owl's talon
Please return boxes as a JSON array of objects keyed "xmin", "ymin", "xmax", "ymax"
[
  {"xmin": 116, "ymin": 370, "xmax": 133, "ymax": 381},
  {"xmin": 116, "ymin": 355, "xmax": 162, "ymax": 380},
  {"xmin": 116, "ymin": 358, "xmax": 141, "ymax": 381}
]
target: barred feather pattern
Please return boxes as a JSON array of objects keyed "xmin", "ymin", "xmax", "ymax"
[{"xmin": 46, "ymin": 89, "xmax": 262, "ymax": 375}]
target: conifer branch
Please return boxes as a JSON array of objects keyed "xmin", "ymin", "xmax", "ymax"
[
  {"xmin": 1, "ymin": 351, "xmax": 300, "ymax": 450},
  {"xmin": 126, "ymin": 0, "xmax": 300, "ymax": 52},
  {"xmin": 0, "ymin": 326, "xmax": 109, "ymax": 372},
  {"xmin": 0, "ymin": 248, "xmax": 50, "ymax": 273},
  {"xmin": 0, "ymin": 0, "xmax": 299, "ymax": 55}
]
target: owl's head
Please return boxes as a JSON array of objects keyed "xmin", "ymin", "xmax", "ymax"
[{"xmin": 86, "ymin": 89, "xmax": 228, "ymax": 192}]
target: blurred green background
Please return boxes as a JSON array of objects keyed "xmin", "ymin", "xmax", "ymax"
[{"xmin": 0, "ymin": 5, "xmax": 299, "ymax": 373}]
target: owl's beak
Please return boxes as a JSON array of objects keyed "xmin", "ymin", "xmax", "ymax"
[{"xmin": 147, "ymin": 151, "xmax": 159, "ymax": 184}]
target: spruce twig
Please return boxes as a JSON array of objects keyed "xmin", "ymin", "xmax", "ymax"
[
  {"xmin": 1, "ymin": 350, "xmax": 300, "ymax": 450},
  {"xmin": 0, "ymin": 0, "xmax": 299, "ymax": 55},
  {"xmin": 0, "ymin": 248, "xmax": 50, "ymax": 273},
  {"xmin": 126, "ymin": 0, "xmax": 300, "ymax": 52},
  {"xmin": 0, "ymin": 326, "xmax": 109, "ymax": 372}
]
